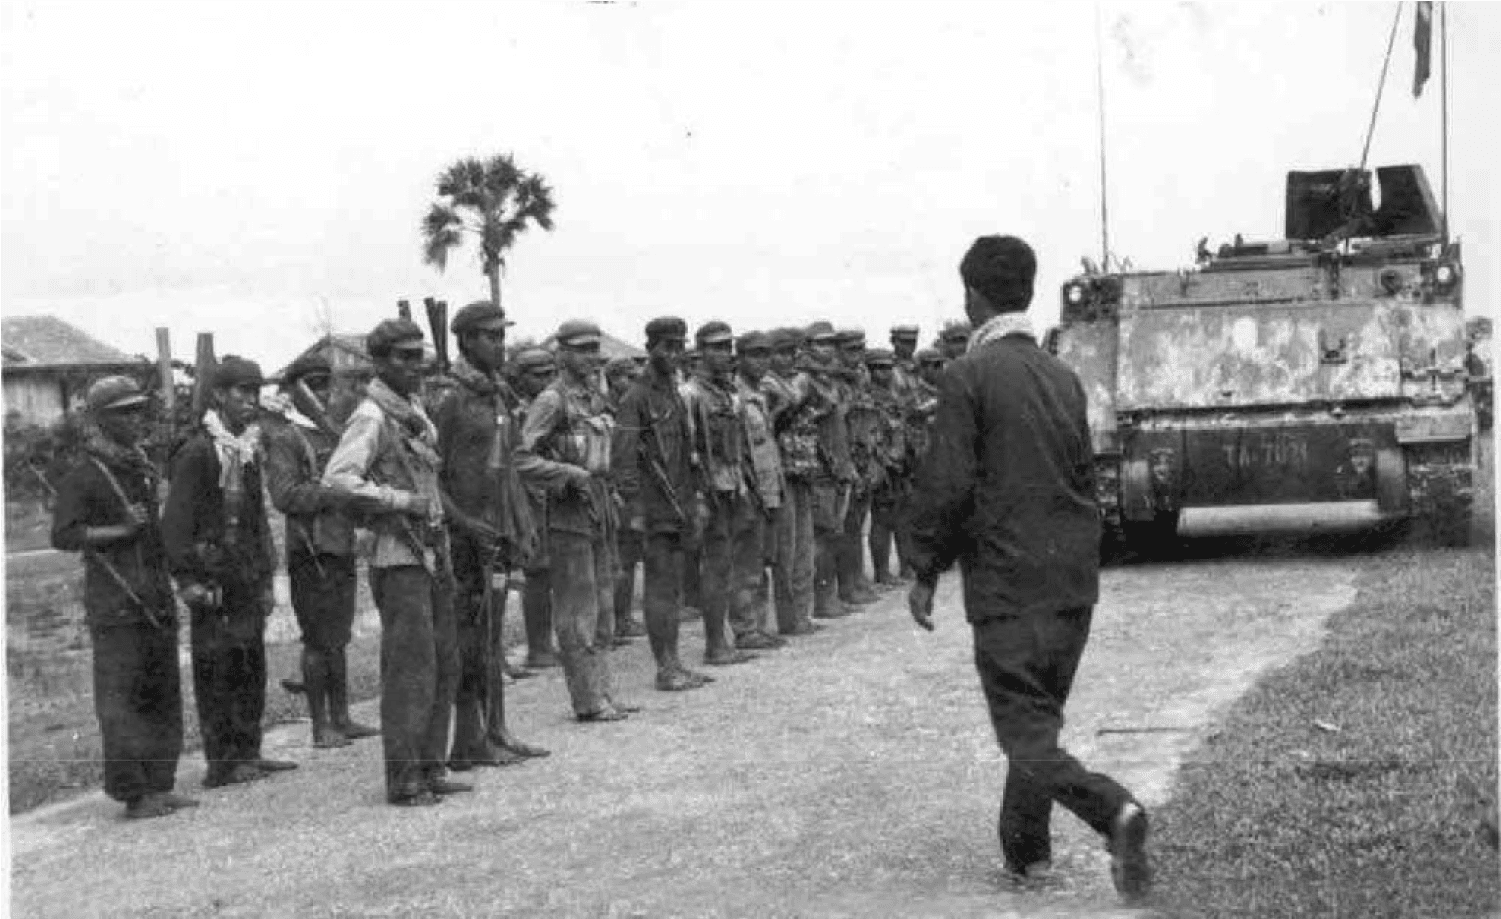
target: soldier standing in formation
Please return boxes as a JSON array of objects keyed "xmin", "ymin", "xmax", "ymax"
[
  {"xmin": 834, "ymin": 329, "xmax": 880, "ymax": 608},
  {"xmin": 509, "ymin": 347, "xmax": 561, "ymax": 670},
  {"xmin": 324, "ymin": 320, "xmax": 468, "ymax": 806},
  {"xmin": 733, "ymin": 330, "xmax": 788, "ymax": 651},
  {"xmin": 605, "ymin": 356, "xmax": 649, "ymax": 645},
  {"xmin": 793, "ymin": 322, "xmax": 857, "ymax": 620},
  {"xmin": 431, "ymin": 302, "xmax": 550, "ymax": 770},
  {"xmin": 612, "ymin": 317, "xmax": 715, "ymax": 691},
  {"xmin": 681, "ymin": 321, "xmax": 767, "ymax": 663},
  {"xmin": 517, "ymin": 321, "xmax": 637, "ymax": 721},
  {"xmin": 762, "ymin": 328, "xmax": 820, "ymax": 635},
  {"xmin": 51, "ymin": 376, "xmax": 197, "ymax": 818},
  {"xmin": 163, "ymin": 357, "xmax": 299, "ymax": 789},
  {"xmin": 938, "ymin": 322, "xmax": 972, "ymax": 361},
  {"xmin": 863, "ymin": 348, "xmax": 910, "ymax": 587},
  {"xmin": 262, "ymin": 355, "xmax": 380, "ymax": 749}
]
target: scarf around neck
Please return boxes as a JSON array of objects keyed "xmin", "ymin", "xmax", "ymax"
[
  {"xmin": 365, "ymin": 378, "xmax": 440, "ymax": 469},
  {"xmin": 202, "ymin": 408, "xmax": 261, "ymax": 492},
  {"xmin": 967, "ymin": 312, "xmax": 1036, "ymax": 354}
]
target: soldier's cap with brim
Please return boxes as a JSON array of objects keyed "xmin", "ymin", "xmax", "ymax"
[
  {"xmin": 282, "ymin": 353, "xmax": 332, "ymax": 385},
  {"xmin": 736, "ymin": 331, "xmax": 772, "ymax": 354},
  {"xmin": 865, "ymin": 348, "xmax": 895, "ymax": 366},
  {"xmin": 211, "ymin": 355, "xmax": 265, "ymax": 390},
  {"xmin": 605, "ymin": 357, "xmax": 638, "ymax": 376},
  {"xmin": 769, "ymin": 327, "xmax": 805, "ymax": 350},
  {"xmin": 451, "ymin": 301, "xmax": 515, "ymax": 335},
  {"xmin": 645, "ymin": 316, "xmax": 688, "ymax": 342},
  {"xmin": 916, "ymin": 348, "xmax": 944, "ymax": 364},
  {"xmin": 86, "ymin": 375, "xmax": 149, "ymax": 414},
  {"xmin": 835, "ymin": 328, "xmax": 867, "ymax": 347},
  {"xmin": 890, "ymin": 325, "xmax": 920, "ymax": 339},
  {"xmin": 368, "ymin": 318, "xmax": 426, "ymax": 356},
  {"xmin": 514, "ymin": 347, "xmax": 556, "ymax": 371},
  {"xmin": 805, "ymin": 321, "xmax": 838, "ymax": 343},
  {"xmin": 939, "ymin": 322, "xmax": 972, "ymax": 341},
  {"xmin": 695, "ymin": 321, "xmax": 734, "ymax": 346},
  {"xmin": 556, "ymin": 320, "xmax": 603, "ymax": 348}
]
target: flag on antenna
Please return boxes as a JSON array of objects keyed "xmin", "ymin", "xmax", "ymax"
[{"xmin": 1413, "ymin": 1, "xmax": 1433, "ymax": 98}]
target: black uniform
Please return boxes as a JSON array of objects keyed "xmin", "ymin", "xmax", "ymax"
[
  {"xmin": 162, "ymin": 434, "xmax": 277, "ymax": 786},
  {"xmin": 907, "ymin": 329, "xmax": 1132, "ymax": 872},
  {"xmin": 51, "ymin": 443, "xmax": 184, "ymax": 805}
]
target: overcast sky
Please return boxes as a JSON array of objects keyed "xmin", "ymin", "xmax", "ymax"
[{"xmin": 3, "ymin": 1, "xmax": 1497, "ymax": 370}]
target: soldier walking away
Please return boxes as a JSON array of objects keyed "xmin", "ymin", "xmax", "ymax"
[
  {"xmin": 834, "ymin": 328, "xmax": 879, "ymax": 607},
  {"xmin": 517, "ymin": 321, "xmax": 640, "ymax": 721},
  {"xmin": 733, "ymin": 330, "xmax": 788, "ymax": 650},
  {"xmin": 682, "ymin": 321, "xmax": 765, "ymax": 664},
  {"xmin": 763, "ymin": 328, "xmax": 820, "ymax": 636},
  {"xmin": 323, "ymin": 320, "xmax": 469, "ymax": 806},
  {"xmin": 432, "ymin": 302, "xmax": 550, "ymax": 770},
  {"xmin": 863, "ymin": 348, "xmax": 910, "ymax": 587},
  {"xmin": 604, "ymin": 356, "xmax": 649, "ymax": 645},
  {"xmin": 50, "ymin": 376, "xmax": 198, "ymax": 819},
  {"xmin": 162, "ymin": 357, "xmax": 299, "ymax": 790},
  {"xmin": 263, "ymin": 355, "xmax": 380, "ymax": 749},
  {"xmin": 611, "ymin": 317, "xmax": 715, "ymax": 691},
  {"xmin": 907, "ymin": 236, "xmax": 1150, "ymax": 903},
  {"xmin": 510, "ymin": 348, "xmax": 561, "ymax": 670}
]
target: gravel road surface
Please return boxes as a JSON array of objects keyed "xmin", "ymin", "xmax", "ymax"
[{"xmin": 10, "ymin": 552, "xmax": 1360, "ymax": 918}]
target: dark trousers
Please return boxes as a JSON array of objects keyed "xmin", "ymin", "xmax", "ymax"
[
  {"xmin": 522, "ymin": 567, "xmax": 555, "ymax": 660},
  {"xmin": 973, "ymin": 608, "xmax": 1133, "ymax": 871},
  {"xmin": 288, "ymin": 552, "xmax": 357, "ymax": 651},
  {"xmin": 91, "ymin": 619, "xmax": 184, "ymax": 803},
  {"xmin": 701, "ymin": 493, "xmax": 761, "ymax": 648},
  {"xmin": 190, "ymin": 585, "xmax": 267, "ymax": 780},
  {"xmin": 641, "ymin": 530, "xmax": 686, "ymax": 672},
  {"xmin": 683, "ymin": 545, "xmax": 703, "ymax": 611},
  {"xmin": 614, "ymin": 529, "xmax": 643, "ymax": 629},
  {"xmin": 837, "ymin": 488, "xmax": 872, "ymax": 594},
  {"xmin": 868, "ymin": 490, "xmax": 909, "ymax": 580},
  {"xmin": 773, "ymin": 481, "xmax": 816, "ymax": 631},
  {"xmin": 370, "ymin": 565, "xmax": 458, "ymax": 799},
  {"xmin": 810, "ymin": 480, "xmax": 843, "ymax": 613},
  {"xmin": 550, "ymin": 530, "xmax": 615, "ymax": 715},
  {"xmin": 449, "ymin": 537, "xmax": 509, "ymax": 761}
]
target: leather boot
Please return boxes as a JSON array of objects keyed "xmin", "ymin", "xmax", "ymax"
[
  {"xmin": 327, "ymin": 648, "xmax": 379, "ymax": 739},
  {"xmin": 302, "ymin": 648, "xmax": 348, "ymax": 749}
]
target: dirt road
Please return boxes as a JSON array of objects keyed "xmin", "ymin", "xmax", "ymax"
[{"xmin": 9, "ymin": 551, "xmax": 1360, "ymax": 918}]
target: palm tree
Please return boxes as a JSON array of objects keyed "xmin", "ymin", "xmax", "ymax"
[{"xmin": 421, "ymin": 154, "xmax": 556, "ymax": 308}]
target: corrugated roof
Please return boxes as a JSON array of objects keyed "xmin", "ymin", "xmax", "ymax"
[{"xmin": 1, "ymin": 315, "xmax": 142, "ymax": 368}]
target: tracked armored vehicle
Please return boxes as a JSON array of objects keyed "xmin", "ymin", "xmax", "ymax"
[{"xmin": 1048, "ymin": 165, "xmax": 1478, "ymax": 550}]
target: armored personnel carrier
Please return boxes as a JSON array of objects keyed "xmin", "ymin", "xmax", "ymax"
[{"xmin": 1048, "ymin": 164, "xmax": 1478, "ymax": 550}]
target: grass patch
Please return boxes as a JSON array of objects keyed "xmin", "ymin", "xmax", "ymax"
[
  {"xmin": 6, "ymin": 629, "xmax": 384, "ymax": 815},
  {"xmin": 5, "ymin": 544, "xmax": 387, "ymax": 814},
  {"xmin": 1152, "ymin": 547, "xmax": 1499, "ymax": 918}
]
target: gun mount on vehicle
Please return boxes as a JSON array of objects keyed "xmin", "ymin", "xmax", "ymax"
[{"xmin": 1049, "ymin": 164, "xmax": 1478, "ymax": 552}]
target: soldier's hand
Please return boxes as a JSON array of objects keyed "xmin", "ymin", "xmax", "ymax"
[
  {"xmin": 123, "ymin": 502, "xmax": 150, "ymax": 530},
  {"xmin": 399, "ymin": 492, "xmax": 433, "ymax": 518},
  {"xmin": 908, "ymin": 580, "xmax": 936, "ymax": 632},
  {"xmin": 178, "ymin": 583, "xmax": 219, "ymax": 610}
]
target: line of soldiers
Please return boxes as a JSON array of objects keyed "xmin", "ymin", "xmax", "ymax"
[{"xmin": 50, "ymin": 301, "xmax": 971, "ymax": 814}]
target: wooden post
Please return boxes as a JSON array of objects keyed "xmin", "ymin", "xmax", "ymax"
[
  {"xmin": 397, "ymin": 299, "xmax": 412, "ymax": 321},
  {"xmin": 190, "ymin": 332, "xmax": 217, "ymax": 422},
  {"xmin": 154, "ymin": 328, "xmax": 175, "ymax": 414}
]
